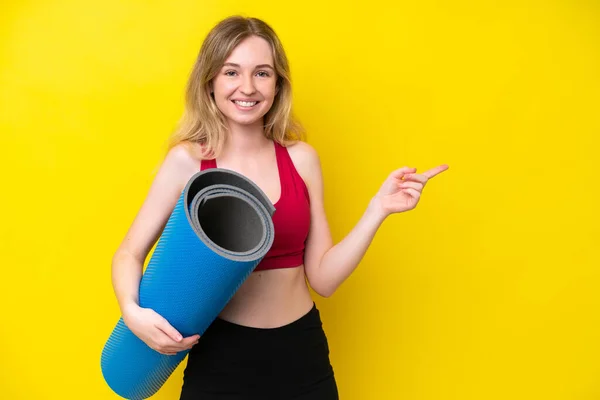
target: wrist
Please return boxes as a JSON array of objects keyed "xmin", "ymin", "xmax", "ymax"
[
  {"xmin": 121, "ymin": 301, "xmax": 141, "ymax": 320},
  {"xmin": 368, "ymin": 195, "xmax": 389, "ymax": 225}
]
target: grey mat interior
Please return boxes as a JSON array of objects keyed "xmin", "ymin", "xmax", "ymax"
[{"xmin": 185, "ymin": 168, "xmax": 276, "ymax": 261}]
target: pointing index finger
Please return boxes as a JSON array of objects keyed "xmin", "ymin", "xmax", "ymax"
[{"xmin": 422, "ymin": 164, "xmax": 449, "ymax": 179}]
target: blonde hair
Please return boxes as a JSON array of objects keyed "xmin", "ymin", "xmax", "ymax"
[{"xmin": 167, "ymin": 16, "xmax": 303, "ymax": 159}]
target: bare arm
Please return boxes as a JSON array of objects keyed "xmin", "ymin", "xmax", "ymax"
[
  {"xmin": 293, "ymin": 142, "xmax": 448, "ymax": 297},
  {"xmin": 111, "ymin": 143, "xmax": 201, "ymax": 354}
]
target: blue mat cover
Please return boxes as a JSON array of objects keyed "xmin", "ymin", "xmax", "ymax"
[{"xmin": 101, "ymin": 168, "xmax": 276, "ymax": 399}]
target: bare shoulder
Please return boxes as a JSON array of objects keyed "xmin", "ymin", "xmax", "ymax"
[
  {"xmin": 285, "ymin": 140, "xmax": 322, "ymax": 186},
  {"xmin": 160, "ymin": 141, "xmax": 203, "ymax": 184},
  {"xmin": 114, "ymin": 141, "xmax": 202, "ymax": 261},
  {"xmin": 165, "ymin": 141, "xmax": 202, "ymax": 168}
]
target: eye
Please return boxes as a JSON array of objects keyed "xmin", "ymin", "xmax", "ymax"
[
  {"xmin": 224, "ymin": 70, "xmax": 237, "ymax": 76},
  {"xmin": 256, "ymin": 71, "xmax": 271, "ymax": 78}
]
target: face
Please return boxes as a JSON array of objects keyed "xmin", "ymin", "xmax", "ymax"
[{"xmin": 211, "ymin": 35, "xmax": 278, "ymax": 128}]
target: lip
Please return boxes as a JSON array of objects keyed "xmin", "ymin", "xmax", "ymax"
[{"xmin": 231, "ymin": 99, "xmax": 260, "ymax": 111}]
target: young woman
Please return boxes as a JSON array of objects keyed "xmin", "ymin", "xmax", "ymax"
[{"xmin": 111, "ymin": 15, "xmax": 448, "ymax": 400}]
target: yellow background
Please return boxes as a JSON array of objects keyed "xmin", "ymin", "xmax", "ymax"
[{"xmin": 1, "ymin": 0, "xmax": 599, "ymax": 399}]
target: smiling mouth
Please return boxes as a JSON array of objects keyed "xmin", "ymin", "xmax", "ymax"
[{"xmin": 232, "ymin": 100, "xmax": 259, "ymax": 107}]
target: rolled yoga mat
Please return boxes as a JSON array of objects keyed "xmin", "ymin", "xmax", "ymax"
[{"xmin": 101, "ymin": 168, "xmax": 276, "ymax": 400}]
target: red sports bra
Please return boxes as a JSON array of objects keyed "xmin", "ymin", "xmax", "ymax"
[{"xmin": 200, "ymin": 141, "xmax": 311, "ymax": 271}]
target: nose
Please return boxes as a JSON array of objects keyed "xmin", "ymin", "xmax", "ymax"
[{"xmin": 240, "ymin": 73, "xmax": 256, "ymax": 96}]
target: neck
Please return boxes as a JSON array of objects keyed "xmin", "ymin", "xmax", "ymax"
[{"xmin": 223, "ymin": 119, "xmax": 271, "ymax": 157}]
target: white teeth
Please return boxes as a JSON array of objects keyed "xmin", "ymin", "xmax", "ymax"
[{"xmin": 234, "ymin": 100, "xmax": 257, "ymax": 107}]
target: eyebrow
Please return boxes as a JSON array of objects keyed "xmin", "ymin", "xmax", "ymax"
[{"xmin": 223, "ymin": 62, "xmax": 274, "ymax": 70}]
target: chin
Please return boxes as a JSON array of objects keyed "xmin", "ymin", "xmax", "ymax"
[
  {"xmin": 226, "ymin": 115, "xmax": 264, "ymax": 126},
  {"xmin": 224, "ymin": 107, "xmax": 271, "ymax": 127}
]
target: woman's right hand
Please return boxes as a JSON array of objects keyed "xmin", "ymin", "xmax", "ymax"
[{"xmin": 122, "ymin": 304, "xmax": 200, "ymax": 355}]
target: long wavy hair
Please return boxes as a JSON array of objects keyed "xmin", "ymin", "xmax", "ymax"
[{"xmin": 167, "ymin": 16, "xmax": 303, "ymax": 159}]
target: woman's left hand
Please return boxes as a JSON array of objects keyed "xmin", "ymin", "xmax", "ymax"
[{"xmin": 374, "ymin": 164, "xmax": 449, "ymax": 217}]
